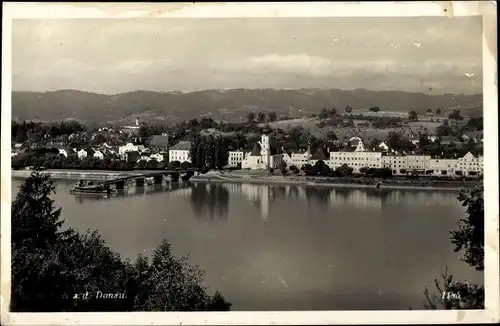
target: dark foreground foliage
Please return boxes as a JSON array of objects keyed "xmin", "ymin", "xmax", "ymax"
[
  {"xmin": 423, "ymin": 185, "xmax": 484, "ymax": 309},
  {"xmin": 11, "ymin": 170, "xmax": 231, "ymax": 312}
]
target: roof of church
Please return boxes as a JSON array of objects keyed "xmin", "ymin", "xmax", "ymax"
[
  {"xmin": 250, "ymin": 143, "xmax": 261, "ymax": 156},
  {"xmin": 310, "ymin": 148, "xmax": 329, "ymax": 161}
]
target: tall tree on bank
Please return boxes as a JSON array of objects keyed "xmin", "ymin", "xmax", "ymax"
[
  {"xmin": 214, "ymin": 136, "xmax": 228, "ymax": 170},
  {"xmin": 204, "ymin": 135, "xmax": 216, "ymax": 169},
  {"xmin": 11, "ymin": 170, "xmax": 231, "ymax": 312},
  {"xmin": 189, "ymin": 134, "xmax": 202, "ymax": 169}
]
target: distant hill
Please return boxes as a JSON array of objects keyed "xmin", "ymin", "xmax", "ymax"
[{"xmin": 11, "ymin": 89, "xmax": 483, "ymax": 123}]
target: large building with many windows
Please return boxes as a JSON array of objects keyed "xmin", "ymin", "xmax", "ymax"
[{"xmin": 328, "ymin": 141, "xmax": 382, "ymax": 172}]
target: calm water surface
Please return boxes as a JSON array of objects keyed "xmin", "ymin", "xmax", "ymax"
[{"xmin": 11, "ymin": 178, "xmax": 482, "ymax": 310}]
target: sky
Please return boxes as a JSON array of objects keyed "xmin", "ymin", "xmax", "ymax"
[{"xmin": 12, "ymin": 16, "xmax": 482, "ymax": 95}]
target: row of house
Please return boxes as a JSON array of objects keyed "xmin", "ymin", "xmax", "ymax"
[{"xmin": 228, "ymin": 133, "xmax": 483, "ymax": 176}]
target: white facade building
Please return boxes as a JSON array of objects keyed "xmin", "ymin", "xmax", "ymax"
[
  {"xmin": 328, "ymin": 141, "xmax": 382, "ymax": 172},
  {"xmin": 241, "ymin": 133, "xmax": 283, "ymax": 170},
  {"xmin": 282, "ymin": 149, "xmax": 311, "ymax": 169},
  {"xmin": 406, "ymin": 155, "xmax": 431, "ymax": 170},
  {"xmin": 76, "ymin": 148, "xmax": 87, "ymax": 160},
  {"xmin": 169, "ymin": 141, "xmax": 191, "ymax": 163},
  {"xmin": 228, "ymin": 150, "xmax": 249, "ymax": 166},
  {"xmin": 428, "ymin": 158, "xmax": 458, "ymax": 176},
  {"xmin": 455, "ymin": 151, "xmax": 482, "ymax": 175},
  {"xmin": 150, "ymin": 153, "xmax": 165, "ymax": 162},
  {"xmin": 378, "ymin": 141, "xmax": 389, "ymax": 151},
  {"xmin": 93, "ymin": 150, "xmax": 104, "ymax": 160},
  {"xmin": 57, "ymin": 148, "xmax": 69, "ymax": 158},
  {"xmin": 119, "ymin": 143, "xmax": 139, "ymax": 156},
  {"xmin": 381, "ymin": 154, "xmax": 408, "ymax": 173}
]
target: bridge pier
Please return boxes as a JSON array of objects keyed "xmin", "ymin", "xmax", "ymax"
[
  {"xmin": 116, "ymin": 180, "xmax": 125, "ymax": 190},
  {"xmin": 181, "ymin": 171, "xmax": 194, "ymax": 181},
  {"xmin": 170, "ymin": 172, "xmax": 180, "ymax": 182},
  {"xmin": 154, "ymin": 175, "xmax": 163, "ymax": 184},
  {"xmin": 135, "ymin": 178, "xmax": 145, "ymax": 187}
]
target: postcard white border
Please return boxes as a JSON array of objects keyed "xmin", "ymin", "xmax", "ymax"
[{"xmin": 1, "ymin": 1, "xmax": 498, "ymax": 325}]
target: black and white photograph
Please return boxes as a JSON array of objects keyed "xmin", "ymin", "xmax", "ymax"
[{"xmin": 1, "ymin": 2, "xmax": 498, "ymax": 325}]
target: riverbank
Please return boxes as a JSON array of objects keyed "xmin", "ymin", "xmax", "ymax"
[
  {"xmin": 190, "ymin": 172, "xmax": 478, "ymax": 191},
  {"xmin": 11, "ymin": 169, "xmax": 480, "ymax": 191}
]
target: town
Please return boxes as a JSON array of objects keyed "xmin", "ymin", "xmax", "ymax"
[{"xmin": 11, "ymin": 109, "xmax": 484, "ymax": 180}]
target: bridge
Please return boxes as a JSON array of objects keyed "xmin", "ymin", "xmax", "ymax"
[{"xmin": 80, "ymin": 168, "xmax": 199, "ymax": 190}]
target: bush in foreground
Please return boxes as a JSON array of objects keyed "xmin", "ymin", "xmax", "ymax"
[{"xmin": 11, "ymin": 169, "xmax": 231, "ymax": 312}]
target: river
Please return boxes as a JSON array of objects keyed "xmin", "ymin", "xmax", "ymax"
[{"xmin": 11, "ymin": 178, "xmax": 482, "ymax": 310}]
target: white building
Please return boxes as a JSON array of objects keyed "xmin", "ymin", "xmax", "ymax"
[
  {"xmin": 228, "ymin": 150, "xmax": 249, "ymax": 166},
  {"xmin": 241, "ymin": 133, "xmax": 283, "ymax": 170},
  {"xmin": 381, "ymin": 154, "xmax": 407, "ymax": 174},
  {"xmin": 378, "ymin": 141, "xmax": 389, "ymax": 152},
  {"xmin": 455, "ymin": 151, "xmax": 482, "ymax": 176},
  {"xmin": 119, "ymin": 143, "xmax": 139, "ymax": 156},
  {"xmin": 76, "ymin": 148, "xmax": 87, "ymax": 160},
  {"xmin": 282, "ymin": 146, "xmax": 312, "ymax": 169},
  {"xmin": 93, "ymin": 150, "xmax": 104, "ymax": 160},
  {"xmin": 428, "ymin": 158, "xmax": 458, "ymax": 176},
  {"xmin": 150, "ymin": 153, "xmax": 165, "ymax": 162},
  {"xmin": 138, "ymin": 153, "xmax": 152, "ymax": 162},
  {"xmin": 169, "ymin": 141, "xmax": 191, "ymax": 163},
  {"xmin": 406, "ymin": 155, "xmax": 431, "ymax": 171},
  {"xmin": 328, "ymin": 141, "xmax": 382, "ymax": 172}
]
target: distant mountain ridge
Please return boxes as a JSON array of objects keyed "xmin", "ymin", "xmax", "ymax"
[{"xmin": 11, "ymin": 88, "xmax": 483, "ymax": 123}]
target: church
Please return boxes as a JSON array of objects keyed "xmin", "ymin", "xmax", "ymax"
[{"xmin": 241, "ymin": 131, "xmax": 284, "ymax": 170}]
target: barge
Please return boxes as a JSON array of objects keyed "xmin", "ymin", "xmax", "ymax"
[{"xmin": 70, "ymin": 179, "xmax": 116, "ymax": 195}]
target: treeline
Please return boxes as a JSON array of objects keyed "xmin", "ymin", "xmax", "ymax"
[
  {"xmin": 190, "ymin": 134, "xmax": 229, "ymax": 170},
  {"xmin": 11, "ymin": 170, "xmax": 231, "ymax": 312},
  {"xmin": 12, "ymin": 120, "xmax": 87, "ymax": 143}
]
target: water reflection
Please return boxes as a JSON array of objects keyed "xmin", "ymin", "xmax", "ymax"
[{"xmin": 189, "ymin": 183, "xmax": 230, "ymax": 222}]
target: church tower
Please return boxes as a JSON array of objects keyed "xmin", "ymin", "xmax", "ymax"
[{"xmin": 258, "ymin": 131, "xmax": 271, "ymax": 169}]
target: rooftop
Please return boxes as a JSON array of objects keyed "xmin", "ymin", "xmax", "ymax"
[
  {"xmin": 169, "ymin": 141, "xmax": 191, "ymax": 151},
  {"xmin": 250, "ymin": 143, "xmax": 261, "ymax": 156},
  {"xmin": 310, "ymin": 148, "xmax": 328, "ymax": 161}
]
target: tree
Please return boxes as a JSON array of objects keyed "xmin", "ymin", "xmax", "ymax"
[
  {"xmin": 423, "ymin": 186, "xmax": 484, "ymax": 309},
  {"xmin": 344, "ymin": 105, "xmax": 353, "ymax": 114},
  {"xmin": 319, "ymin": 108, "xmax": 330, "ymax": 120},
  {"xmin": 448, "ymin": 109, "xmax": 464, "ymax": 124},
  {"xmin": 145, "ymin": 159, "xmax": 158, "ymax": 169},
  {"xmin": 408, "ymin": 111, "xmax": 419, "ymax": 122},
  {"xmin": 214, "ymin": 136, "xmax": 228, "ymax": 169},
  {"xmin": 268, "ymin": 112, "xmax": 277, "ymax": 122},
  {"xmin": 336, "ymin": 164, "xmax": 353, "ymax": 177},
  {"xmin": 11, "ymin": 170, "xmax": 232, "ymax": 312},
  {"xmin": 257, "ymin": 112, "xmax": 266, "ymax": 123},
  {"xmin": 419, "ymin": 133, "xmax": 431, "ymax": 147},
  {"xmin": 369, "ymin": 106, "xmax": 381, "ymax": 112},
  {"xmin": 369, "ymin": 138, "xmax": 380, "ymax": 149},
  {"xmin": 180, "ymin": 161, "xmax": 191, "ymax": 169},
  {"xmin": 436, "ymin": 108, "xmax": 442, "ymax": 115},
  {"xmin": 426, "ymin": 109, "xmax": 432, "ymax": 113},
  {"xmin": 247, "ymin": 111, "xmax": 256, "ymax": 123},
  {"xmin": 168, "ymin": 160, "xmax": 181, "ymax": 169},
  {"xmin": 279, "ymin": 161, "xmax": 287, "ymax": 174},
  {"xmin": 204, "ymin": 135, "xmax": 216, "ymax": 169},
  {"xmin": 190, "ymin": 134, "xmax": 202, "ymax": 169},
  {"xmin": 386, "ymin": 132, "xmax": 402, "ymax": 150}
]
